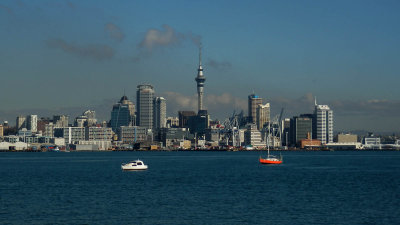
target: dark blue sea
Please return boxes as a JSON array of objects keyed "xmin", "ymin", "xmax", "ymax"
[{"xmin": 1, "ymin": 151, "xmax": 400, "ymax": 225}]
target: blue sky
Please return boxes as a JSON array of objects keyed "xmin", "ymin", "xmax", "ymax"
[{"xmin": 1, "ymin": 0, "xmax": 400, "ymax": 132}]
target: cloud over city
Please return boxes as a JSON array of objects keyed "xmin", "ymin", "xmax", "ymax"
[
  {"xmin": 138, "ymin": 24, "xmax": 202, "ymax": 52},
  {"xmin": 206, "ymin": 59, "xmax": 232, "ymax": 71},
  {"xmin": 105, "ymin": 23, "xmax": 125, "ymax": 42},
  {"xmin": 138, "ymin": 24, "xmax": 184, "ymax": 52},
  {"xmin": 45, "ymin": 38, "xmax": 115, "ymax": 61}
]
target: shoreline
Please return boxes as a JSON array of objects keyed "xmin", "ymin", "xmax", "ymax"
[{"xmin": 1, "ymin": 148, "xmax": 399, "ymax": 152}]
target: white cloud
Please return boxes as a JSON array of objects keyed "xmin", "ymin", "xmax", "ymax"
[{"xmin": 138, "ymin": 24, "xmax": 183, "ymax": 51}]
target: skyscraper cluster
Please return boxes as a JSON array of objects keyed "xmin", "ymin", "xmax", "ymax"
[
  {"xmin": 247, "ymin": 94, "xmax": 270, "ymax": 130},
  {"xmin": 288, "ymin": 99, "xmax": 334, "ymax": 147},
  {"xmin": 0, "ymin": 45, "xmax": 344, "ymax": 151}
]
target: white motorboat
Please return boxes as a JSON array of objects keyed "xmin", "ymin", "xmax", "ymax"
[{"xmin": 121, "ymin": 160, "xmax": 148, "ymax": 171}]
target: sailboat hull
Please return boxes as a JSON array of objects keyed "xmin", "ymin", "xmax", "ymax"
[{"xmin": 259, "ymin": 157, "xmax": 282, "ymax": 164}]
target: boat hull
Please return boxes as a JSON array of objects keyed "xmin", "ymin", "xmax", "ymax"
[
  {"xmin": 259, "ymin": 157, "xmax": 282, "ymax": 164},
  {"xmin": 121, "ymin": 165, "xmax": 148, "ymax": 170},
  {"xmin": 121, "ymin": 167, "xmax": 148, "ymax": 170}
]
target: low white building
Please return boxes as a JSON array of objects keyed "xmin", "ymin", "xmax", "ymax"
[
  {"xmin": 325, "ymin": 142, "xmax": 363, "ymax": 150},
  {"xmin": 0, "ymin": 141, "xmax": 28, "ymax": 150},
  {"xmin": 77, "ymin": 140, "xmax": 112, "ymax": 150},
  {"xmin": 244, "ymin": 124, "xmax": 266, "ymax": 148}
]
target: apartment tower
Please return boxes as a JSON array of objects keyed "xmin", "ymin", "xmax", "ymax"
[{"xmin": 136, "ymin": 84, "xmax": 155, "ymax": 130}]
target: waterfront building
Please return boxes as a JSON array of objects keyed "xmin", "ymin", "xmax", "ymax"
[
  {"xmin": 363, "ymin": 133, "xmax": 381, "ymax": 147},
  {"xmin": 153, "ymin": 97, "xmax": 166, "ymax": 130},
  {"xmin": 26, "ymin": 115, "xmax": 38, "ymax": 133},
  {"xmin": 314, "ymin": 100, "xmax": 333, "ymax": 144},
  {"xmin": 85, "ymin": 127, "xmax": 113, "ymax": 141},
  {"xmin": 157, "ymin": 127, "xmax": 191, "ymax": 145},
  {"xmin": 76, "ymin": 140, "xmax": 112, "ymax": 151},
  {"xmin": 256, "ymin": 103, "xmax": 270, "ymax": 130},
  {"xmin": 118, "ymin": 126, "xmax": 148, "ymax": 144},
  {"xmin": 300, "ymin": 138, "xmax": 322, "ymax": 148},
  {"xmin": 337, "ymin": 133, "xmax": 358, "ymax": 143},
  {"xmin": 110, "ymin": 96, "xmax": 134, "ymax": 132},
  {"xmin": 44, "ymin": 123, "xmax": 55, "ymax": 138},
  {"xmin": 0, "ymin": 141, "xmax": 28, "ymax": 150},
  {"xmin": 4, "ymin": 135, "xmax": 19, "ymax": 143},
  {"xmin": 136, "ymin": 84, "xmax": 155, "ymax": 130},
  {"xmin": 248, "ymin": 94, "xmax": 263, "ymax": 124},
  {"xmin": 16, "ymin": 116, "xmax": 26, "ymax": 130},
  {"xmin": 244, "ymin": 123, "xmax": 265, "ymax": 148},
  {"xmin": 0, "ymin": 125, "xmax": 3, "ymax": 138},
  {"xmin": 290, "ymin": 114, "xmax": 313, "ymax": 147},
  {"xmin": 54, "ymin": 127, "xmax": 86, "ymax": 144},
  {"xmin": 205, "ymin": 128, "xmax": 220, "ymax": 142},
  {"xmin": 195, "ymin": 46, "xmax": 206, "ymax": 112}
]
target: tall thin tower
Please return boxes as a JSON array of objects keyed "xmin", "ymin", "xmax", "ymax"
[{"xmin": 195, "ymin": 45, "xmax": 206, "ymax": 112}]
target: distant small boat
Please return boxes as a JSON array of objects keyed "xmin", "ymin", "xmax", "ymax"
[
  {"xmin": 48, "ymin": 147, "xmax": 60, "ymax": 152},
  {"xmin": 259, "ymin": 149, "xmax": 283, "ymax": 164},
  {"xmin": 121, "ymin": 160, "xmax": 148, "ymax": 171}
]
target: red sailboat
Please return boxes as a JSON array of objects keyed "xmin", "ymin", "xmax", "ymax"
[{"xmin": 259, "ymin": 148, "xmax": 283, "ymax": 164}]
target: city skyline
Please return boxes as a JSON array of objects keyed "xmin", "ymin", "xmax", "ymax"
[{"xmin": 1, "ymin": 0, "xmax": 400, "ymax": 132}]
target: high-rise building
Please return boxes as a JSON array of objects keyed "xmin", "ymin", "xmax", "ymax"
[
  {"xmin": 153, "ymin": 97, "xmax": 166, "ymax": 130},
  {"xmin": 256, "ymin": 103, "xmax": 270, "ymax": 130},
  {"xmin": 248, "ymin": 94, "xmax": 263, "ymax": 124},
  {"xmin": 136, "ymin": 84, "xmax": 154, "ymax": 130},
  {"xmin": 290, "ymin": 114, "xmax": 313, "ymax": 146},
  {"xmin": 110, "ymin": 96, "xmax": 133, "ymax": 132},
  {"xmin": 0, "ymin": 124, "xmax": 3, "ymax": 137},
  {"xmin": 83, "ymin": 110, "xmax": 97, "ymax": 126},
  {"xmin": 187, "ymin": 110, "xmax": 209, "ymax": 135},
  {"xmin": 26, "ymin": 115, "xmax": 38, "ymax": 132},
  {"xmin": 75, "ymin": 110, "xmax": 97, "ymax": 127},
  {"xmin": 119, "ymin": 95, "xmax": 136, "ymax": 125},
  {"xmin": 53, "ymin": 115, "xmax": 69, "ymax": 127},
  {"xmin": 195, "ymin": 47, "xmax": 206, "ymax": 112},
  {"xmin": 178, "ymin": 111, "xmax": 196, "ymax": 128},
  {"xmin": 16, "ymin": 116, "xmax": 26, "ymax": 130},
  {"xmin": 314, "ymin": 100, "xmax": 333, "ymax": 144},
  {"xmin": 281, "ymin": 118, "xmax": 291, "ymax": 147}
]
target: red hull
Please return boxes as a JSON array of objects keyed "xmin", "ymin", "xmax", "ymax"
[{"xmin": 259, "ymin": 157, "xmax": 282, "ymax": 164}]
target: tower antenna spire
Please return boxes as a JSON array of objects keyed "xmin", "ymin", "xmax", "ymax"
[{"xmin": 199, "ymin": 43, "xmax": 202, "ymax": 66}]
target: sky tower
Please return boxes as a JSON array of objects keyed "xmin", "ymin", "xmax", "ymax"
[{"xmin": 195, "ymin": 45, "xmax": 206, "ymax": 112}]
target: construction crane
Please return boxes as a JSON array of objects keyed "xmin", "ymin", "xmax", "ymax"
[
  {"xmin": 267, "ymin": 108, "xmax": 284, "ymax": 148},
  {"xmin": 220, "ymin": 111, "xmax": 241, "ymax": 147}
]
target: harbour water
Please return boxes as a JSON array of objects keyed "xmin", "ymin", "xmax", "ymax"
[{"xmin": 1, "ymin": 151, "xmax": 399, "ymax": 224}]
